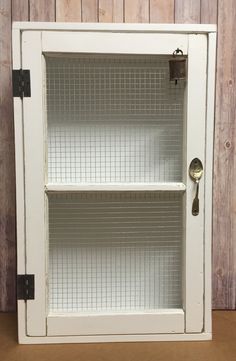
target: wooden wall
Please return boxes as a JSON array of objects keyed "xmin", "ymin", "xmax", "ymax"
[{"xmin": 0, "ymin": 0, "xmax": 235, "ymax": 311}]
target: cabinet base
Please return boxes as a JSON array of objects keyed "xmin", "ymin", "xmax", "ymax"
[{"xmin": 19, "ymin": 332, "xmax": 212, "ymax": 344}]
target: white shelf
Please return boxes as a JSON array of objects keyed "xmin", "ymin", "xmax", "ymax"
[{"xmin": 45, "ymin": 183, "xmax": 186, "ymax": 192}]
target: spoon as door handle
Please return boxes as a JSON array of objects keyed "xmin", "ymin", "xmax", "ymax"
[{"xmin": 189, "ymin": 158, "xmax": 203, "ymax": 216}]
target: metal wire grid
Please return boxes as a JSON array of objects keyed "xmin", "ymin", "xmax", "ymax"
[
  {"xmin": 48, "ymin": 192, "xmax": 183, "ymax": 313},
  {"xmin": 46, "ymin": 55, "xmax": 185, "ymax": 184}
]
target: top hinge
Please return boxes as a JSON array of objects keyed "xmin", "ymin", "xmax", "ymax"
[
  {"xmin": 17, "ymin": 274, "xmax": 35, "ymax": 301},
  {"xmin": 12, "ymin": 69, "xmax": 31, "ymax": 98}
]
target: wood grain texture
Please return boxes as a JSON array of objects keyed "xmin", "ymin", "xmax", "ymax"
[
  {"xmin": 150, "ymin": 0, "xmax": 174, "ymax": 23},
  {"xmin": 99, "ymin": 0, "xmax": 123, "ymax": 22},
  {"xmin": 82, "ymin": 0, "xmax": 98, "ymax": 22},
  {"xmin": 175, "ymin": 0, "xmax": 201, "ymax": 23},
  {"xmin": 0, "ymin": 0, "xmax": 16, "ymax": 312},
  {"xmin": 12, "ymin": 0, "xmax": 29, "ymax": 21},
  {"xmin": 200, "ymin": 0, "xmax": 218, "ymax": 24},
  {"xmin": 29, "ymin": 0, "xmax": 55, "ymax": 21},
  {"xmin": 56, "ymin": 0, "xmax": 81, "ymax": 22},
  {"xmin": 213, "ymin": 0, "xmax": 236, "ymax": 309},
  {"xmin": 125, "ymin": 0, "xmax": 149, "ymax": 23}
]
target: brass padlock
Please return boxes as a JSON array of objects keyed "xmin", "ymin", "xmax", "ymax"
[{"xmin": 169, "ymin": 48, "xmax": 186, "ymax": 84}]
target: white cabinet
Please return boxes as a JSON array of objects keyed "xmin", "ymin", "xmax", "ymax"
[{"xmin": 13, "ymin": 23, "xmax": 216, "ymax": 344}]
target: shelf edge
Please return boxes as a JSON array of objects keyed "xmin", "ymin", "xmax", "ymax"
[{"xmin": 45, "ymin": 183, "xmax": 186, "ymax": 192}]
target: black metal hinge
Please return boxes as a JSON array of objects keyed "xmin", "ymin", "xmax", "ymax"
[
  {"xmin": 17, "ymin": 275, "xmax": 35, "ymax": 301},
  {"xmin": 12, "ymin": 69, "xmax": 31, "ymax": 98}
]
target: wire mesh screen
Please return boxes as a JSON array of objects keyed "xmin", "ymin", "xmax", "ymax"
[
  {"xmin": 48, "ymin": 192, "xmax": 183, "ymax": 313},
  {"xmin": 46, "ymin": 55, "xmax": 185, "ymax": 184}
]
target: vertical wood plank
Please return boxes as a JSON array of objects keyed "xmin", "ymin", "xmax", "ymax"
[
  {"xmin": 81, "ymin": 0, "xmax": 98, "ymax": 22},
  {"xmin": 0, "ymin": 0, "xmax": 16, "ymax": 312},
  {"xmin": 213, "ymin": 0, "xmax": 236, "ymax": 310},
  {"xmin": 200, "ymin": 0, "xmax": 218, "ymax": 24},
  {"xmin": 150, "ymin": 0, "xmax": 174, "ymax": 23},
  {"xmin": 12, "ymin": 0, "xmax": 29, "ymax": 21},
  {"xmin": 29, "ymin": 0, "xmax": 55, "ymax": 21},
  {"xmin": 125, "ymin": 0, "xmax": 149, "ymax": 23},
  {"xmin": 175, "ymin": 0, "xmax": 201, "ymax": 23},
  {"xmin": 56, "ymin": 0, "xmax": 82, "ymax": 22},
  {"xmin": 99, "ymin": 0, "xmax": 123, "ymax": 22}
]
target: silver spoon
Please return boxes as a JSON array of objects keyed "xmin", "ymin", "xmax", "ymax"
[{"xmin": 189, "ymin": 158, "xmax": 203, "ymax": 216}]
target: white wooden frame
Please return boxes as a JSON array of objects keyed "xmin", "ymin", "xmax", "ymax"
[{"xmin": 13, "ymin": 22, "xmax": 216, "ymax": 344}]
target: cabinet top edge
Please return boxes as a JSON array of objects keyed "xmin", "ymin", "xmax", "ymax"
[{"xmin": 12, "ymin": 22, "xmax": 217, "ymax": 34}]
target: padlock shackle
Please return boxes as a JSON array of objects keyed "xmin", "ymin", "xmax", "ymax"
[{"xmin": 173, "ymin": 48, "xmax": 184, "ymax": 57}]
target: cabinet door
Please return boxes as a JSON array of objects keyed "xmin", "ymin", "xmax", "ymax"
[{"xmin": 18, "ymin": 30, "xmax": 207, "ymax": 337}]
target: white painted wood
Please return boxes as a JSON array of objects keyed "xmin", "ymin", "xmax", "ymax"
[
  {"xmin": 42, "ymin": 31, "xmax": 188, "ymax": 54},
  {"xmin": 12, "ymin": 27, "xmax": 27, "ymax": 343},
  {"xmin": 20, "ymin": 29, "xmax": 189, "ymax": 338},
  {"xmin": 12, "ymin": 28, "xmax": 24, "ymax": 276},
  {"xmin": 12, "ymin": 22, "xmax": 217, "ymax": 33},
  {"xmin": 185, "ymin": 34, "xmax": 207, "ymax": 332},
  {"xmin": 45, "ymin": 183, "xmax": 186, "ymax": 192},
  {"xmin": 204, "ymin": 32, "xmax": 217, "ymax": 334},
  {"xmin": 21, "ymin": 31, "xmax": 46, "ymax": 336},
  {"xmin": 181, "ymin": 67, "xmax": 188, "ymax": 315},
  {"xmin": 17, "ymin": 302, "xmax": 27, "ymax": 343},
  {"xmin": 13, "ymin": 24, "xmax": 216, "ymax": 342},
  {"xmin": 18, "ymin": 331, "xmax": 212, "ymax": 344},
  {"xmin": 47, "ymin": 310, "xmax": 184, "ymax": 336}
]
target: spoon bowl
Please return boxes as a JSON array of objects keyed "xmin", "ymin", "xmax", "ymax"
[{"xmin": 189, "ymin": 158, "xmax": 203, "ymax": 182}]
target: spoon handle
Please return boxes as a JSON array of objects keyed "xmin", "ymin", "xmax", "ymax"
[{"xmin": 192, "ymin": 180, "xmax": 199, "ymax": 216}]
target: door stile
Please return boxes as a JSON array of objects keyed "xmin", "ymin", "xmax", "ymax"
[
  {"xmin": 185, "ymin": 34, "xmax": 207, "ymax": 332},
  {"xmin": 22, "ymin": 31, "xmax": 47, "ymax": 336}
]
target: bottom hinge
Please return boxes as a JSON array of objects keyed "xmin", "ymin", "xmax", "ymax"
[{"xmin": 17, "ymin": 275, "xmax": 35, "ymax": 301}]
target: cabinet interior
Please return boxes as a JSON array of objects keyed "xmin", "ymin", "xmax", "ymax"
[
  {"xmin": 48, "ymin": 191, "xmax": 183, "ymax": 313},
  {"xmin": 45, "ymin": 54, "xmax": 186, "ymax": 314},
  {"xmin": 46, "ymin": 54, "xmax": 185, "ymax": 184}
]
